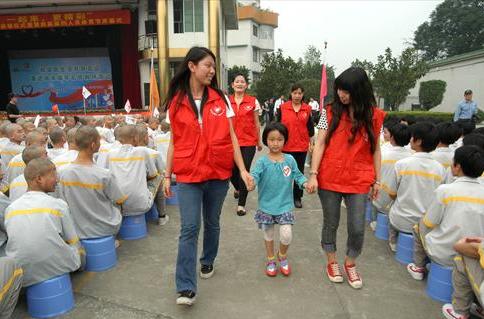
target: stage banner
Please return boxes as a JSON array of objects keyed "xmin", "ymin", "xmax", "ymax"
[
  {"xmin": 0, "ymin": 10, "xmax": 131, "ymax": 31},
  {"xmin": 10, "ymin": 56, "xmax": 115, "ymax": 112}
]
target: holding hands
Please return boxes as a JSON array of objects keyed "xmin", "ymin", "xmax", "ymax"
[{"xmin": 241, "ymin": 170, "xmax": 255, "ymax": 191}]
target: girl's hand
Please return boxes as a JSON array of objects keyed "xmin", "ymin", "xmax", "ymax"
[
  {"xmin": 163, "ymin": 178, "xmax": 172, "ymax": 198},
  {"xmin": 241, "ymin": 170, "xmax": 255, "ymax": 191},
  {"xmin": 370, "ymin": 183, "xmax": 380, "ymax": 201},
  {"xmin": 303, "ymin": 182, "xmax": 313, "ymax": 194},
  {"xmin": 306, "ymin": 175, "xmax": 318, "ymax": 193}
]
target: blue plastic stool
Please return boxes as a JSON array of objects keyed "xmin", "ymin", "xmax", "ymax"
[
  {"xmin": 81, "ymin": 236, "xmax": 117, "ymax": 272},
  {"xmin": 365, "ymin": 200, "xmax": 372, "ymax": 223},
  {"xmin": 426, "ymin": 262, "xmax": 454, "ymax": 303},
  {"xmin": 395, "ymin": 232, "xmax": 414, "ymax": 265},
  {"xmin": 27, "ymin": 274, "xmax": 75, "ymax": 318},
  {"xmin": 375, "ymin": 213, "xmax": 389, "ymax": 240},
  {"xmin": 145, "ymin": 204, "xmax": 159, "ymax": 222},
  {"xmin": 119, "ymin": 215, "xmax": 147, "ymax": 240},
  {"xmin": 166, "ymin": 184, "xmax": 178, "ymax": 206}
]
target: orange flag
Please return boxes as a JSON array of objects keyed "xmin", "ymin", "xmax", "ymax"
[{"xmin": 149, "ymin": 67, "xmax": 160, "ymax": 115}]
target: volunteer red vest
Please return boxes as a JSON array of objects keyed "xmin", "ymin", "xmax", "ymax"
[
  {"xmin": 317, "ymin": 105, "xmax": 385, "ymax": 194},
  {"xmin": 230, "ymin": 94, "xmax": 258, "ymax": 146},
  {"xmin": 280, "ymin": 101, "xmax": 311, "ymax": 152},
  {"xmin": 169, "ymin": 88, "xmax": 234, "ymax": 183}
]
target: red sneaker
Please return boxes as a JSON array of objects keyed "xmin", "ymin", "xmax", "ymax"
[
  {"xmin": 344, "ymin": 263, "xmax": 363, "ymax": 289},
  {"xmin": 278, "ymin": 255, "xmax": 291, "ymax": 276},
  {"xmin": 266, "ymin": 260, "xmax": 277, "ymax": 277},
  {"xmin": 442, "ymin": 304, "xmax": 469, "ymax": 319},
  {"xmin": 326, "ymin": 262, "xmax": 344, "ymax": 283}
]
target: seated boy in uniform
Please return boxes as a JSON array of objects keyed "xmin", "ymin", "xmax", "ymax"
[
  {"xmin": 4, "ymin": 158, "xmax": 84, "ymax": 287},
  {"xmin": 388, "ymin": 122, "xmax": 446, "ymax": 244},
  {"xmin": 407, "ymin": 146, "xmax": 484, "ymax": 282},
  {"xmin": 9, "ymin": 146, "xmax": 48, "ymax": 202},
  {"xmin": 0, "ymin": 257, "xmax": 23, "ymax": 319},
  {"xmin": 58, "ymin": 126, "xmax": 126, "ymax": 239},
  {"xmin": 103, "ymin": 125, "xmax": 158, "ymax": 216},
  {"xmin": 48, "ymin": 127, "xmax": 68, "ymax": 160}
]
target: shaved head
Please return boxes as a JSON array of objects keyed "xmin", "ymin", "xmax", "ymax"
[
  {"xmin": 22, "ymin": 146, "xmax": 48, "ymax": 165},
  {"xmin": 25, "ymin": 131, "xmax": 46, "ymax": 147},
  {"xmin": 24, "ymin": 158, "xmax": 55, "ymax": 183},
  {"xmin": 75, "ymin": 126, "xmax": 100, "ymax": 150}
]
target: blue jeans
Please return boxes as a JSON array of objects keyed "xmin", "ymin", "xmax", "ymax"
[{"xmin": 175, "ymin": 179, "xmax": 229, "ymax": 293}]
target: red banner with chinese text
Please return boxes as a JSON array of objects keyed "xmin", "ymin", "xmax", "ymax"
[{"xmin": 0, "ymin": 9, "xmax": 131, "ymax": 31}]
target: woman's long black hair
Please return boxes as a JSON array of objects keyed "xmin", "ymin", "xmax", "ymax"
[
  {"xmin": 163, "ymin": 47, "xmax": 227, "ymax": 112},
  {"xmin": 325, "ymin": 67, "xmax": 377, "ymax": 153}
]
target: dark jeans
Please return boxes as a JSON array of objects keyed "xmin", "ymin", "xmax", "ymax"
[
  {"xmin": 318, "ymin": 189, "xmax": 367, "ymax": 258},
  {"xmin": 230, "ymin": 146, "xmax": 256, "ymax": 206},
  {"xmin": 175, "ymin": 179, "xmax": 229, "ymax": 293},
  {"xmin": 283, "ymin": 151, "xmax": 307, "ymax": 201}
]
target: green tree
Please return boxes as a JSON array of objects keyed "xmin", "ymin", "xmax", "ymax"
[
  {"xmin": 253, "ymin": 49, "xmax": 303, "ymax": 103},
  {"xmin": 227, "ymin": 65, "xmax": 251, "ymax": 94},
  {"xmin": 419, "ymin": 80, "xmax": 447, "ymax": 110},
  {"xmin": 413, "ymin": 0, "xmax": 484, "ymax": 61},
  {"xmin": 356, "ymin": 48, "xmax": 428, "ymax": 111}
]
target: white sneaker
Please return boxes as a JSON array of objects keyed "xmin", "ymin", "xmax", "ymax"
[
  {"xmin": 176, "ymin": 290, "xmax": 196, "ymax": 306},
  {"xmin": 389, "ymin": 241, "xmax": 397, "ymax": 252},
  {"xmin": 369, "ymin": 221, "xmax": 377, "ymax": 232},
  {"xmin": 442, "ymin": 303, "xmax": 469, "ymax": 319},
  {"xmin": 407, "ymin": 263, "xmax": 425, "ymax": 281},
  {"xmin": 158, "ymin": 215, "xmax": 169, "ymax": 226}
]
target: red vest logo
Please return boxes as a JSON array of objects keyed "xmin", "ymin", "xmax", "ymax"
[
  {"xmin": 210, "ymin": 105, "xmax": 225, "ymax": 116},
  {"xmin": 282, "ymin": 165, "xmax": 291, "ymax": 177},
  {"xmin": 300, "ymin": 111, "xmax": 307, "ymax": 119},
  {"xmin": 244, "ymin": 105, "xmax": 253, "ymax": 111}
]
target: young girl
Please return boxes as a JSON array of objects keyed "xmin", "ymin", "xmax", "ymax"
[{"xmin": 250, "ymin": 122, "xmax": 311, "ymax": 277}]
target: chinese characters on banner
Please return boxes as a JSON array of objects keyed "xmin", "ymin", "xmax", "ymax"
[{"xmin": 0, "ymin": 9, "xmax": 131, "ymax": 31}]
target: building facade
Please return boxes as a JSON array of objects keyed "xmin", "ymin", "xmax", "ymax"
[
  {"xmin": 138, "ymin": 0, "xmax": 238, "ymax": 106},
  {"xmin": 400, "ymin": 49, "xmax": 484, "ymax": 113},
  {"xmin": 0, "ymin": 0, "xmax": 238, "ymax": 112},
  {"xmin": 226, "ymin": 1, "xmax": 278, "ymax": 85}
]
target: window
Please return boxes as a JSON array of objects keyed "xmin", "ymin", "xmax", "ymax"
[
  {"xmin": 252, "ymin": 24, "xmax": 258, "ymax": 37},
  {"xmin": 173, "ymin": 0, "xmax": 204, "ymax": 33},
  {"xmin": 252, "ymin": 47, "xmax": 259, "ymax": 63}
]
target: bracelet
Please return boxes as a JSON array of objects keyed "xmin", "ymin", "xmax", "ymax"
[
  {"xmin": 373, "ymin": 181, "xmax": 381, "ymax": 185},
  {"xmin": 309, "ymin": 171, "xmax": 318, "ymax": 175}
]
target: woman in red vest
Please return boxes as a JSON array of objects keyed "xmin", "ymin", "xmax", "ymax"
[
  {"xmin": 308, "ymin": 67, "xmax": 385, "ymax": 290},
  {"xmin": 162, "ymin": 47, "xmax": 253, "ymax": 306},
  {"xmin": 276, "ymin": 83, "xmax": 314, "ymax": 208},
  {"xmin": 229, "ymin": 74, "xmax": 263, "ymax": 216}
]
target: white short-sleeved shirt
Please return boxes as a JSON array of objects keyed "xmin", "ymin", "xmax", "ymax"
[
  {"xmin": 165, "ymin": 96, "xmax": 235, "ymax": 124},
  {"xmin": 0, "ymin": 141, "xmax": 24, "ymax": 190},
  {"xmin": 0, "ymin": 193, "xmax": 11, "ymax": 254},
  {"xmin": 0, "ymin": 137, "xmax": 9, "ymax": 150},
  {"xmin": 450, "ymin": 137, "xmax": 463, "ymax": 151},
  {"xmin": 58, "ymin": 163, "xmax": 125, "ymax": 239},
  {"xmin": 5, "ymin": 191, "xmax": 82, "ymax": 287},
  {"xmin": 96, "ymin": 141, "xmax": 121, "ymax": 168},
  {"xmin": 53, "ymin": 150, "xmax": 79, "ymax": 170},
  {"xmin": 47, "ymin": 148, "xmax": 68, "ymax": 160},
  {"xmin": 154, "ymin": 131, "xmax": 171, "ymax": 161},
  {"xmin": 431, "ymin": 147, "xmax": 454, "ymax": 169},
  {"xmin": 140, "ymin": 146, "xmax": 165, "ymax": 174},
  {"xmin": 423, "ymin": 177, "xmax": 484, "ymax": 267},
  {"xmin": 373, "ymin": 146, "xmax": 413, "ymax": 213},
  {"xmin": 388, "ymin": 152, "xmax": 446, "ymax": 233},
  {"xmin": 9, "ymin": 174, "xmax": 27, "ymax": 202},
  {"xmin": 103, "ymin": 144, "xmax": 157, "ymax": 215},
  {"xmin": 6, "ymin": 153, "xmax": 25, "ymax": 185}
]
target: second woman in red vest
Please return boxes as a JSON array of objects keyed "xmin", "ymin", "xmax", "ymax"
[
  {"xmin": 276, "ymin": 84, "xmax": 314, "ymax": 208},
  {"xmin": 163, "ymin": 47, "xmax": 253, "ymax": 306},
  {"xmin": 229, "ymin": 74, "xmax": 263, "ymax": 216}
]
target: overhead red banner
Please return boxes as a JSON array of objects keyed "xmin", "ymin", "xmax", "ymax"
[{"xmin": 0, "ymin": 9, "xmax": 131, "ymax": 31}]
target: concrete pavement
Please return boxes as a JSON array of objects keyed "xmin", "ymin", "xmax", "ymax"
[{"xmin": 12, "ymin": 187, "xmax": 448, "ymax": 319}]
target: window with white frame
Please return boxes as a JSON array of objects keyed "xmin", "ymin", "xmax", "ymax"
[{"xmin": 173, "ymin": 0, "xmax": 204, "ymax": 33}]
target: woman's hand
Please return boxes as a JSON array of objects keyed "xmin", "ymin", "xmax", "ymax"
[
  {"xmin": 306, "ymin": 175, "xmax": 318, "ymax": 193},
  {"xmin": 163, "ymin": 178, "xmax": 172, "ymax": 198},
  {"xmin": 257, "ymin": 143, "xmax": 263, "ymax": 152},
  {"xmin": 241, "ymin": 170, "xmax": 255, "ymax": 191},
  {"xmin": 370, "ymin": 183, "xmax": 380, "ymax": 200}
]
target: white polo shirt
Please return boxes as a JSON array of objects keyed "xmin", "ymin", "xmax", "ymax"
[
  {"xmin": 423, "ymin": 177, "xmax": 484, "ymax": 267},
  {"xmin": 388, "ymin": 152, "xmax": 446, "ymax": 233}
]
